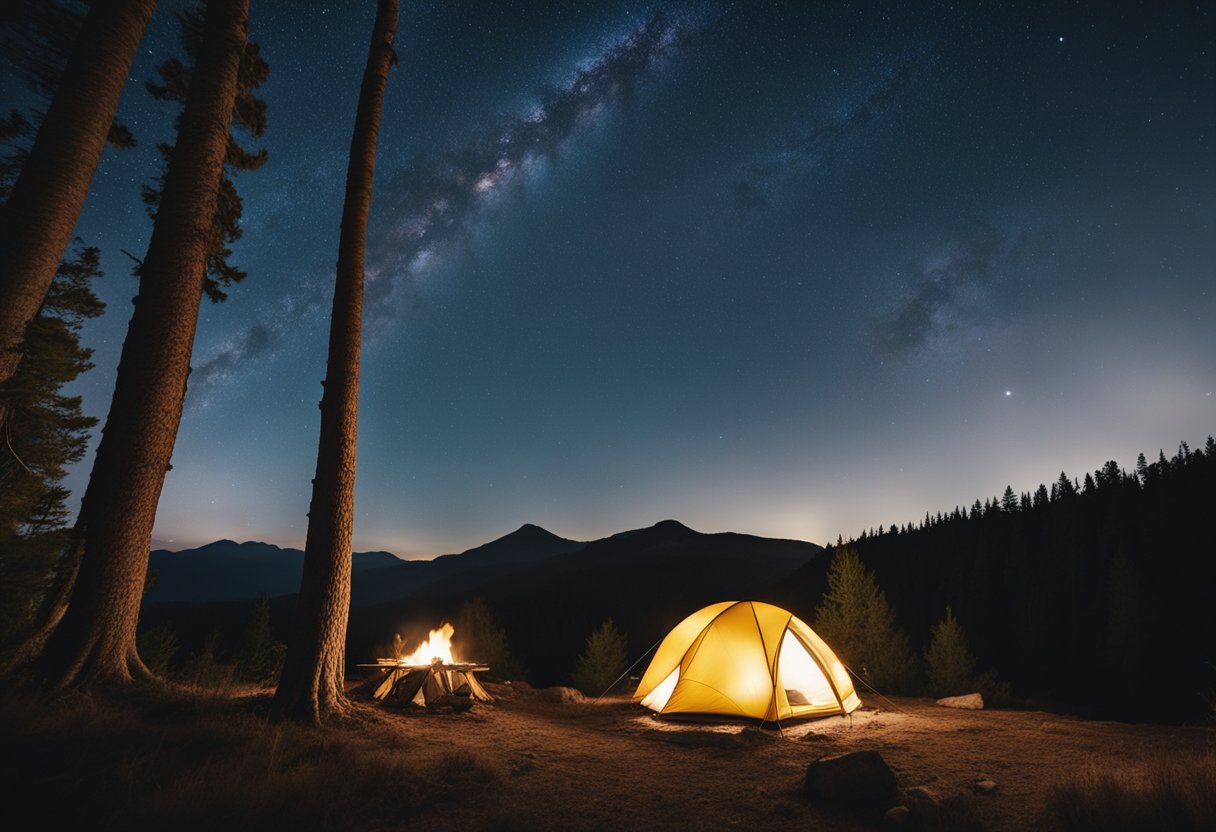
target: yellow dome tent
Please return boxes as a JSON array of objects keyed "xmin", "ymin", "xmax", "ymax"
[{"xmin": 632, "ymin": 601, "xmax": 861, "ymax": 722}]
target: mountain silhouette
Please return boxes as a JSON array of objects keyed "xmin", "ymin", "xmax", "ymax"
[
  {"xmin": 145, "ymin": 540, "xmax": 400, "ymax": 603},
  {"xmin": 141, "ymin": 520, "xmax": 823, "ymax": 687}
]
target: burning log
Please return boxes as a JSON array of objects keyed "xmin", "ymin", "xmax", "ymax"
[{"xmin": 360, "ymin": 624, "xmax": 494, "ymax": 709}]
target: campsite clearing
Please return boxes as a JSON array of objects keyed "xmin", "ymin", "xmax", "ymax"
[{"xmin": 3, "ymin": 682, "xmax": 1213, "ymax": 830}]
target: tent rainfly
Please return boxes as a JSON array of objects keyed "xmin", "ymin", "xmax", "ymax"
[{"xmin": 632, "ymin": 600, "xmax": 861, "ymax": 722}]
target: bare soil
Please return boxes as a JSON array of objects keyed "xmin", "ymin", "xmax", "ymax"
[{"xmin": 364, "ymin": 682, "xmax": 1216, "ymax": 831}]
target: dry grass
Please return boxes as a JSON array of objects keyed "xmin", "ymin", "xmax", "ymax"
[
  {"xmin": 0, "ymin": 690, "xmax": 501, "ymax": 831},
  {"xmin": 3, "ymin": 686, "xmax": 1214, "ymax": 831},
  {"xmin": 1040, "ymin": 751, "xmax": 1216, "ymax": 832}
]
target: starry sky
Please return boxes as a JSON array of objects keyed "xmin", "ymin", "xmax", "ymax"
[{"xmin": 25, "ymin": 1, "xmax": 1216, "ymax": 556}]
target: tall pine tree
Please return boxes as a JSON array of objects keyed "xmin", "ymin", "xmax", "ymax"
[
  {"xmin": 22, "ymin": 0, "xmax": 254, "ymax": 691},
  {"xmin": 274, "ymin": 0, "xmax": 398, "ymax": 721}
]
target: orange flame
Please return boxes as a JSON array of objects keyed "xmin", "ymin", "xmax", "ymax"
[{"xmin": 398, "ymin": 622, "xmax": 456, "ymax": 665}]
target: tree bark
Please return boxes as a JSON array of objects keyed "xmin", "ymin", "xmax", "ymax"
[
  {"xmin": 27, "ymin": 0, "xmax": 248, "ymax": 692},
  {"xmin": 0, "ymin": 0, "xmax": 157, "ymax": 420},
  {"xmin": 273, "ymin": 0, "xmax": 399, "ymax": 722}
]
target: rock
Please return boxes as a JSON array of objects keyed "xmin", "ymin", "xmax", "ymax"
[
  {"xmin": 804, "ymin": 750, "xmax": 897, "ymax": 810},
  {"xmin": 904, "ymin": 786, "xmax": 939, "ymax": 806},
  {"xmin": 935, "ymin": 693, "xmax": 984, "ymax": 710},
  {"xmin": 973, "ymin": 779, "xmax": 998, "ymax": 795},
  {"xmin": 883, "ymin": 805, "xmax": 910, "ymax": 826},
  {"xmin": 537, "ymin": 686, "xmax": 584, "ymax": 703}
]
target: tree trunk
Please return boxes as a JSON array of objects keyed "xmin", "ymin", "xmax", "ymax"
[
  {"xmin": 27, "ymin": 0, "xmax": 248, "ymax": 692},
  {"xmin": 273, "ymin": 0, "xmax": 398, "ymax": 722},
  {"xmin": 0, "ymin": 0, "xmax": 157, "ymax": 419}
]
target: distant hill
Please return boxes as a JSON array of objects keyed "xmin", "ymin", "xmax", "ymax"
[
  {"xmin": 350, "ymin": 523, "xmax": 585, "ymax": 608},
  {"xmin": 145, "ymin": 540, "xmax": 401, "ymax": 603}
]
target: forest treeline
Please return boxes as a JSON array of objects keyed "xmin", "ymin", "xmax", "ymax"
[{"xmin": 792, "ymin": 438, "xmax": 1216, "ymax": 721}]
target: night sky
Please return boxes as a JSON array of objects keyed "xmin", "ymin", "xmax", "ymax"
[{"xmin": 26, "ymin": 1, "xmax": 1216, "ymax": 556}]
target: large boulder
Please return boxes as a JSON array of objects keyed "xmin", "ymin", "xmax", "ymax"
[
  {"xmin": 935, "ymin": 693, "xmax": 984, "ymax": 710},
  {"xmin": 804, "ymin": 750, "xmax": 897, "ymax": 810}
]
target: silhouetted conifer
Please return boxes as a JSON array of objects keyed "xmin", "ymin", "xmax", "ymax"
[
  {"xmin": 924, "ymin": 606, "xmax": 976, "ymax": 696},
  {"xmin": 814, "ymin": 546, "xmax": 914, "ymax": 692},
  {"xmin": 0, "ymin": 243, "xmax": 103, "ymax": 645},
  {"xmin": 455, "ymin": 598, "xmax": 525, "ymax": 681},
  {"xmin": 572, "ymin": 618, "xmax": 628, "ymax": 695}
]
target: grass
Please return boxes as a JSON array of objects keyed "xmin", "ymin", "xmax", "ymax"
[
  {"xmin": 1040, "ymin": 751, "xmax": 1216, "ymax": 832},
  {"xmin": 0, "ymin": 688, "xmax": 502, "ymax": 831}
]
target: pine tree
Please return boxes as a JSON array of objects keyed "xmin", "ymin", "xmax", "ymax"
[
  {"xmin": 23, "ymin": 0, "xmax": 253, "ymax": 691},
  {"xmin": 0, "ymin": 0, "xmax": 155, "ymax": 410},
  {"xmin": 274, "ymin": 0, "xmax": 398, "ymax": 721},
  {"xmin": 572, "ymin": 619, "xmax": 628, "ymax": 696},
  {"xmin": 1135, "ymin": 452, "xmax": 1149, "ymax": 485},
  {"xmin": 1055, "ymin": 471, "xmax": 1076, "ymax": 500},
  {"xmin": 139, "ymin": 4, "xmax": 267, "ymax": 302},
  {"xmin": 1001, "ymin": 486, "xmax": 1018, "ymax": 512},
  {"xmin": 924, "ymin": 606, "xmax": 977, "ymax": 695},
  {"xmin": 814, "ymin": 546, "xmax": 913, "ymax": 692},
  {"xmin": 455, "ymin": 598, "xmax": 525, "ymax": 681}
]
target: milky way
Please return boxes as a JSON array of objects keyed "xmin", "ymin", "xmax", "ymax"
[{"xmin": 188, "ymin": 9, "xmax": 702, "ymax": 398}]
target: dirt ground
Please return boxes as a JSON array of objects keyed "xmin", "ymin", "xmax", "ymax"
[{"xmin": 358, "ymin": 682, "xmax": 1216, "ymax": 831}]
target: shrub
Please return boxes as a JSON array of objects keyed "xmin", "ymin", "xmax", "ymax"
[
  {"xmin": 924, "ymin": 606, "xmax": 977, "ymax": 696},
  {"xmin": 572, "ymin": 618, "xmax": 628, "ymax": 696}
]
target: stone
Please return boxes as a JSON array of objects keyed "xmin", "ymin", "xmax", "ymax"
[
  {"xmin": 883, "ymin": 805, "xmax": 910, "ymax": 826},
  {"xmin": 935, "ymin": 693, "xmax": 984, "ymax": 710},
  {"xmin": 804, "ymin": 750, "xmax": 897, "ymax": 810},
  {"xmin": 973, "ymin": 779, "xmax": 998, "ymax": 795},
  {"xmin": 537, "ymin": 686, "xmax": 585, "ymax": 703},
  {"xmin": 904, "ymin": 786, "xmax": 940, "ymax": 806}
]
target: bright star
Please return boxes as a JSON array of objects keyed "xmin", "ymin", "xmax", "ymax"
[{"xmin": 1005, "ymin": 390, "xmax": 1012, "ymax": 397}]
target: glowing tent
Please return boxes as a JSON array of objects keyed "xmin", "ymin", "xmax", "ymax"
[{"xmin": 632, "ymin": 601, "xmax": 861, "ymax": 722}]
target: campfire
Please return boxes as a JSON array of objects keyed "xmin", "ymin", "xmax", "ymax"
[{"xmin": 360, "ymin": 623, "xmax": 493, "ymax": 711}]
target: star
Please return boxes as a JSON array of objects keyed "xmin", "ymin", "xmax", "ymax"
[{"xmin": 1005, "ymin": 390, "xmax": 1012, "ymax": 397}]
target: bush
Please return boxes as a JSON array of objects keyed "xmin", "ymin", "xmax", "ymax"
[{"xmin": 572, "ymin": 618, "xmax": 628, "ymax": 696}]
